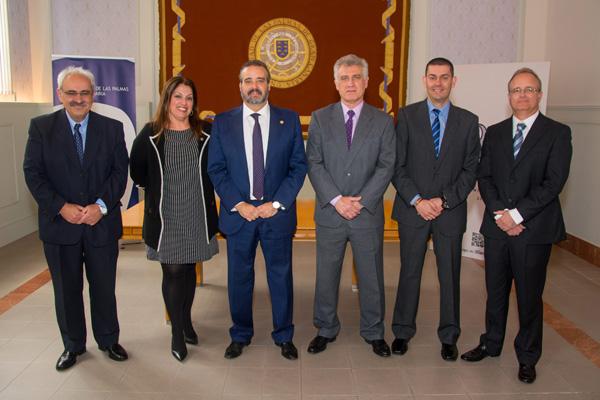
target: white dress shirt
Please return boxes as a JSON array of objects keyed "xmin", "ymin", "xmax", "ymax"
[{"xmin": 242, "ymin": 102, "xmax": 270, "ymax": 200}]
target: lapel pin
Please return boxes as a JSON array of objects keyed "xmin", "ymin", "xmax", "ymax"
[{"xmin": 279, "ymin": 120, "xmax": 284, "ymax": 125}]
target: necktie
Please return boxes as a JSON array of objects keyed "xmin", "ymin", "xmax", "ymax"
[
  {"xmin": 74, "ymin": 123, "xmax": 84, "ymax": 164},
  {"xmin": 431, "ymin": 109, "xmax": 441, "ymax": 158},
  {"xmin": 513, "ymin": 122, "xmax": 526, "ymax": 158},
  {"xmin": 251, "ymin": 113, "xmax": 264, "ymax": 199},
  {"xmin": 345, "ymin": 109, "xmax": 355, "ymax": 149}
]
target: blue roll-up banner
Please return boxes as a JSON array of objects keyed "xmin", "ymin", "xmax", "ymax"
[{"xmin": 51, "ymin": 55, "xmax": 138, "ymax": 209}]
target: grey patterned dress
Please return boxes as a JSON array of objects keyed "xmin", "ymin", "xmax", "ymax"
[{"xmin": 147, "ymin": 129, "xmax": 218, "ymax": 263}]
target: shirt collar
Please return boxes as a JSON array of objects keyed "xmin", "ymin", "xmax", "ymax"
[
  {"xmin": 426, "ymin": 99, "xmax": 450, "ymax": 119},
  {"xmin": 341, "ymin": 100, "xmax": 364, "ymax": 116},
  {"xmin": 243, "ymin": 102, "xmax": 270, "ymax": 120},
  {"xmin": 65, "ymin": 110, "xmax": 90, "ymax": 133},
  {"xmin": 512, "ymin": 110, "xmax": 539, "ymax": 128}
]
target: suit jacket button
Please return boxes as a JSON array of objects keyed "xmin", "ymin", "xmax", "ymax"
[
  {"xmin": 347, "ymin": 173, "xmax": 351, "ymax": 176},
  {"xmin": 508, "ymin": 198, "xmax": 513, "ymax": 203}
]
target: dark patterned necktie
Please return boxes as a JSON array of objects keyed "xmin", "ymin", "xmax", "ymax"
[
  {"xmin": 345, "ymin": 109, "xmax": 355, "ymax": 149},
  {"xmin": 74, "ymin": 123, "xmax": 84, "ymax": 164},
  {"xmin": 251, "ymin": 113, "xmax": 264, "ymax": 199},
  {"xmin": 432, "ymin": 109, "xmax": 441, "ymax": 158},
  {"xmin": 513, "ymin": 122, "xmax": 526, "ymax": 158}
]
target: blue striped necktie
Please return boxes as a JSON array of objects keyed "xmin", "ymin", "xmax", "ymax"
[
  {"xmin": 431, "ymin": 109, "xmax": 441, "ymax": 158},
  {"xmin": 513, "ymin": 122, "xmax": 526, "ymax": 158},
  {"xmin": 74, "ymin": 123, "xmax": 84, "ymax": 164}
]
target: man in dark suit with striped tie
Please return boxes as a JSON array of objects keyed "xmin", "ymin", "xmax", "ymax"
[
  {"xmin": 461, "ymin": 68, "xmax": 572, "ymax": 384},
  {"xmin": 23, "ymin": 66, "xmax": 129, "ymax": 371},
  {"xmin": 391, "ymin": 57, "xmax": 480, "ymax": 361}
]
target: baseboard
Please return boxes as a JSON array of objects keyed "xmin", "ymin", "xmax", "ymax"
[
  {"xmin": 0, "ymin": 215, "xmax": 38, "ymax": 248},
  {"xmin": 557, "ymin": 233, "xmax": 600, "ymax": 268}
]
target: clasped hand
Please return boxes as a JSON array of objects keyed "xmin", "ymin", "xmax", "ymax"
[
  {"xmin": 415, "ymin": 197, "xmax": 443, "ymax": 221},
  {"xmin": 59, "ymin": 203, "xmax": 103, "ymax": 226},
  {"xmin": 334, "ymin": 196, "xmax": 363, "ymax": 220},
  {"xmin": 236, "ymin": 202, "xmax": 278, "ymax": 222},
  {"xmin": 494, "ymin": 210, "xmax": 525, "ymax": 236}
]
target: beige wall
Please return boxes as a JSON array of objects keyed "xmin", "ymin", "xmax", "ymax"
[
  {"xmin": 1, "ymin": 0, "xmax": 598, "ymax": 246},
  {"xmin": 522, "ymin": 0, "xmax": 600, "ymax": 246},
  {"xmin": 0, "ymin": 0, "xmax": 158, "ymax": 246},
  {"xmin": 408, "ymin": 0, "xmax": 599, "ymax": 246}
]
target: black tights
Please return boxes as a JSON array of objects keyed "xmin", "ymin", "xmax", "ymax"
[{"xmin": 161, "ymin": 263, "xmax": 196, "ymax": 345}]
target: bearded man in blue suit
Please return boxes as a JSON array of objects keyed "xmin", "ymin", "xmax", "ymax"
[{"xmin": 208, "ymin": 60, "xmax": 307, "ymax": 360}]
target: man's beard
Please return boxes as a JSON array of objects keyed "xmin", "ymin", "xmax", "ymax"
[{"xmin": 242, "ymin": 88, "xmax": 269, "ymax": 105}]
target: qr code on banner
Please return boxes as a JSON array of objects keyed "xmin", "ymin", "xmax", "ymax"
[{"xmin": 471, "ymin": 232, "xmax": 485, "ymax": 248}]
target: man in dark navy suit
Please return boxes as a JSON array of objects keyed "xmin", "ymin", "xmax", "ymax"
[
  {"xmin": 207, "ymin": 60, "xmax": 307, "ymax": 360},
  {"xmin": 461, "ymin": 68, "xmax": 572, "ymax": 384},
  {"xmin": 23, "ymin": 66, "xmax": 129, "ymax": 371}
]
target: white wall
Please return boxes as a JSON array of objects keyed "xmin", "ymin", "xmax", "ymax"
[
  {"xmin": 522, "ymin": 0, "xmax": 600, "ymax": 246},
  {"xmin": 408, "ymin": 0, "xmax": 598, "ymax": 246},
  {"xmin": 0, "ymin": 103, "xmax": 52, "ymax": 247},
  {"xmin": 0, "ymin": 0, "xmax": 158, "ymax": 246}
]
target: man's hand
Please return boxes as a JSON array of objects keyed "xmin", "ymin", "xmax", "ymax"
[
  {"xmin": 236, "ymin": 202, "xmax": 260, "ymax": 222},
  {"xmin": 494, "ymin": 210, "xmax": 517, "ymax": 232},
  {"xmin": 59, "ymin": 203, "xmax": 85, "ymax": 224},
  {"xmin": 80, "ymin": 204, "xmax": 103, "ymax": 226},
  {"xmin": 334, "ymin": 196, "xmax": 362, "ymax": 220},
  {"xmin": 257, "ymin": 202, "xmax": 278, "ymax": 219},
  {"xmin": 415, "ymin": 199, "xmax": 442, "ymax": 221},
  {"xmin": 506, "ymin": 224, "xmax": 525, "ymax": 236}
]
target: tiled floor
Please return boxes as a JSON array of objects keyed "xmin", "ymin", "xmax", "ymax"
[{"xmin": 1, "ymin": 234, "xmax": 599, "ymax": 399}]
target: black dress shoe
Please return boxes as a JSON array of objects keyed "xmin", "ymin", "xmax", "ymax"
[
  {"xmin": 184, "ymin": 330, "xmax": 199, "ymax": 345},
  {"xmin": 99, "ymin": 343, "xmax": 128, "ymax": 361},
  {"xmin": 307, "ymin": 335, "xmax": 336, "ymax": 354},
  {"xmin": 224, "ymin": 341, "xmax": 248, "ymax": 359},
  {"xmin": 441, "ymin": 343, "xmax": 458, "ymax": 361},
  {"xmin": 391, "ymin": 338, "xmax": 408, "ymax": 355},
  {"xmin": 276, "ymin": 341, "xmax": 298, "ymax": 360},
  {"xmin": 56, "ymin": 349, "xmax": 86, "ymax": 371},
  {"xmin": 461, "ymin": 343, "xmax": 493, "ymax": 362},
  {"xmin": 365, "ymin": 339, "xmax": 391, "ymax": 357},
  {"xmin": 518, "ymin": 363, "xmax": 536, "ymax": 383}
]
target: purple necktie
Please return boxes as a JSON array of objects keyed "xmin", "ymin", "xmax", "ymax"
[
  {"xmin": 251, "ymin": 113, "xmax": 264, "ymax": 199},
  {"xmin": 345, "ymin": 109, "xmax": 355, "ymax": 149}
]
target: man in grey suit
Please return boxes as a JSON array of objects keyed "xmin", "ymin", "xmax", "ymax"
[
  {"xmin": 391, "ymin": 57, "xmax": 480, "ymax": 361},
  {"xmin": 306, "ymin": 54, "xmax": 396, "ymax": 357}
]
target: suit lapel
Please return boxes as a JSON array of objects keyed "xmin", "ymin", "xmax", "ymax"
[
  {"xmin": 83, "ymin": 112, "xmax": 100, "ymax": 170},
  {"xmin": 58, "ymin": 109, "xmax": 82, "ymax": 167},
  {"xmin": 416, "ymin": 101, "xmax": 437, "ymax": 162},
  {"xmin": 513, "ymin": 114, "xmax": 546, "ymax": 168},
  {"xmin": 232, "ymin": 107, "xmax": 250, "ymax": 196},
  {"xmin": 437, "ymin": 103, "xmax": 457, "ymax": 164},
  {"xmin": 265, "ymin": 106, "xmax": 282, "ymax": 174},
  {"xmin": 497, "ymin": 118, "xmax": 514, "ymax": 162},
  {"xmin": 330, "ymin": 102, "xmax": 348, "ymax": 152},
  {"xmin": 345, "ymin": 103, "xmax": 374, "ymax": 168}
]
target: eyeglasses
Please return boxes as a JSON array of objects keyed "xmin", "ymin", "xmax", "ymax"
[
  {"xmin": 61, "ymin": 90, "xmax": 93, "ymax": 97},
  {"xmin": 509, "ymin": 87, "xmax": 540, "ymax": 95}
]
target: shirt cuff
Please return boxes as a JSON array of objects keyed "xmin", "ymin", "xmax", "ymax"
[
  {"xmin": 508, "ymin": 208, "xmax": 524, "ymax": 225},
  {"xmin": 410, "ymin": 194, "xmax": 422, "ymax": 206},
  {"xmin": 95, "ymin": 199, "xmax": 107, "ymax": 215},
  {"xmin": 330, "ymin": 195, "xmax": 342, "ymax": 206}
]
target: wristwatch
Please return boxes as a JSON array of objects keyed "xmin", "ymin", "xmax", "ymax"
[
  {"xmin": 272, "ymin": 201, "xmax": 282, "ymax": 210},
  {"xmin": 441, "ymin": 195, "xmax": 450, "ymax": 210}
]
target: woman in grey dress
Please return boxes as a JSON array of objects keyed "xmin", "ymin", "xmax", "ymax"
[{"xmin": 130, "ymin": 76, "xmax": 219, "ymax": 361}]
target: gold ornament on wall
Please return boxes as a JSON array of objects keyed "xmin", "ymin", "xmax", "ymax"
[{"xmin": 248, "ymin": 18, "xmax": 317, "ymax": 89}]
